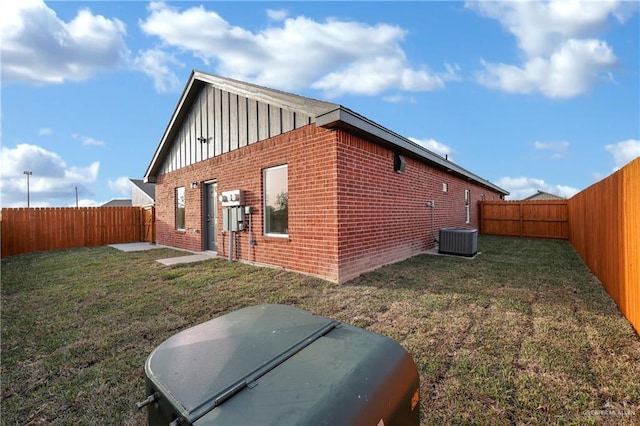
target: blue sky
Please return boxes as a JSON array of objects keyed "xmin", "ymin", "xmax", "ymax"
[{"xmin": 1, "ymin": 0, "xmax": 639, "ymax": 207}]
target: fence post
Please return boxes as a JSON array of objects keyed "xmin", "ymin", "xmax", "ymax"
[{"xmin": 519, "ymin": 202, "xmax": 523, "ymax": 238}]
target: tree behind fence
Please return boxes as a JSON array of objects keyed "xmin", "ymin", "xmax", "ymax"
[{"xmin": 1, "ymin": 207, "xmax": 144, "ymax": 258}]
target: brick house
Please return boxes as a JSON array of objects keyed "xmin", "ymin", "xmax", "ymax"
[{"xmin": 144, "ymin": 70, "xmax": 508, "ymax": 283}]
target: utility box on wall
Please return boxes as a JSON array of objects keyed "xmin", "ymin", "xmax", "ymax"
[
  {"xmin": 222, "ymin": 206, "xmax": 245, "ymax": 232},
  {"xmin": 219, "ymin": 190, "xmax": 244, "ymax": 207},
  {"xmin": 220, "ymin": 190, "xmax": 246, "ymax": 232}
]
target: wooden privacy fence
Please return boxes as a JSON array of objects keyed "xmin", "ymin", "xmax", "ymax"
[
  {"xmin": 479, "ymin": 158, "xmax": 639, "ymax": 334},
  {"xmin": 568, "ymin": 158, "xmax": 639, "ymax": 335},
  {"xmin": 1, "ymin": 207, "xmax": 155, "ymax": 258},
  {"xmin": 478, "ymin": 200, "xmax": 569, "ymax": 239},
  {"xmin": 141, "ymin": 206, "xmax": 156, "ymax": 243}
]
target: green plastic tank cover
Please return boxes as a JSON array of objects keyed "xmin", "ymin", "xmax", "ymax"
[{"xmin": 141, "ymin": 304, "xmax": 420, "ymax": 425}]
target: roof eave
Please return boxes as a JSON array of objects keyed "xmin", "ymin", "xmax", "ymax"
[
  {"xmin": 144, "ymin": 70, "xmax": 202, "ymax": 182},
  {"xmin": 316, "ymin": 107, "xmax": 509, "ymax": 196},
  {"xmin": 145, "ymin": 71, "xmax": 507, "ymax": 196},
  {"xmin": 192, "ymin": 70, "xmax": 338, "ymax": 116},
  {"xmin": 144, "ymin": 70, "xmax": 339, "ymax": 183}
]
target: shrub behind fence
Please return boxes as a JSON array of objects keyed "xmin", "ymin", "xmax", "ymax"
[{"xmin": 1, "ymin": 207, "xmax": 144, "ymax": 258}]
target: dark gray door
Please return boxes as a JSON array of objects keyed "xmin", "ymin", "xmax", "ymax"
[{"xmin": 205, "ymin": 182, "xmax": 217, "ymax": 251}]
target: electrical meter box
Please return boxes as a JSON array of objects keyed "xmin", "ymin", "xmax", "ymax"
[
  {"xmin": 138, "ymin": 304, "xmax": 420, "ymax": 426},
  {"xmin": 222, "ymin": 207, "xmax": 244, "ymax": 232},
  {"xmin": 219, "ymin": 190, "xmax": 244, "ymax": 207}
]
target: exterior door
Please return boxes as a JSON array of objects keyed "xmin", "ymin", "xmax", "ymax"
[{"xmin": 205, "ymin": 182, "xmax": 217, "ymax": 251}]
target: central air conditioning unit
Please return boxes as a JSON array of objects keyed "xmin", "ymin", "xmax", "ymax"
[{"xmin": 439, "ymin": 228, "xmax": 478, "ymax": 257}]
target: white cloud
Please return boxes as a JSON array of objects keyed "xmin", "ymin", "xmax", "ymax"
[
  {"xmin": 2, "ymin": 144, "xmax": 67, "ymax": 178},
  {"xmin": 73, "ymin": 199, "xmax": 102, "ymax": 208},
  {"xmin": 533, "ymin": 140, "xmax": 570, "ymax": 159},
  {"xmin": 38, "ymin": 127, "xmax": 52, "ymax": 136},
  {"xmin": 468, "ymin": 0, "xmax": 627, "ymax": 98},
  {"xmin": 313, "ymin": 58, "xmax": 460, "ymax": 97},
  {"xmin": 133, "ymin": 48, "xmax": 183, "ymax": 93},
  {"xmin": 65, "ymin": 162, "xmax": 100, "ymax": 182},
  {"xmin": 409, "ymin": 137, "xmax": 455, "ymax": 160},
  {"xmin": 469, "ymin": 1, "xmax": 624, "ymax": 57},
  {"xmin": 497, "ymin": 176, "xmax": 579, "ymax": 200},
  {"xmin": 108, "ymin": 176, "xmax": 131, "ymax": 196},
  {"xmin": 82, "ymin": 137, "xmax": 105, "ymax": 147},
  {"xmin": 0, "ymin": 143, "xmax": 99, "ymax": 207},
  {"xmin": 382, "ymin": 94, "xmax": 417, "ymax": 104},
  {"xmin": 139, "ymin": 2, "xmax": 458, "ymax": 96},
  {"xmin": 476, "ymin": 39, "xmax": 616, "ymax": 98},
  {"xmin": 605, "ymin": 139, "xmax": 640, "ymax": 170},
  {"xmin": 72, "ymin": 133, "xmax": 107, "ymax": 148},
  {"xmin": 267, "ymin": 9, "xmax": 288, "ymax": 21},
  {"xmin": 1, "ymin": 0, "xmax": 130, "ymax": 85}
]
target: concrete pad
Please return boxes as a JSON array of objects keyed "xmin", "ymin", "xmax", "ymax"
[
  {"xmin": 109, "ymin": 242, "xmax": 165, "ymax": 252},
  {"xmin": 156, "ymin": 253, "xmax": 216, "ymax": 266},
  {"xmin": 424, "ymin": 246, "xmax": 481, "ymax": 260},
  {"xmin": 110, "ymin": 242, "xmax": 215, "ymax": 265}
]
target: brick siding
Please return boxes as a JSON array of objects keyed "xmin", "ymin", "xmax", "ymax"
[
  {"xmin": 155, "ymin": 124, "xmax": 503, "ymax": 283},
  {"xmin": 334, "ymin": 130, "xmax": 500, "ymax": 282},
  {"xmin": 156, "ymin": 125, "xmax": 341, "ymax": 282}
]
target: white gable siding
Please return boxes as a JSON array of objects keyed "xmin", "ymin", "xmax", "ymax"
[{"xmin": 159, "ymin": 84, "xmax": 313, "ymax": 175}]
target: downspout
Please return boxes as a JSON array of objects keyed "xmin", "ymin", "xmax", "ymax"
[{"xmin": 247, "ymin": 210, "xmax": 251, "ymax": 263}]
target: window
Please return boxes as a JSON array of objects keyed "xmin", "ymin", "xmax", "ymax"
[
  {"xmin": 175, "ymin": 187, "xmax": 185, "ymax": 230},
  {"xmin": 465, "ymin": 189, "xmax": 471, "ymax": 223},
  {"xmin": 264, "ymin": 164, "xmax": 288, "ymax": 236},
  {"xmin": 442, "ymin": 182, "xmax": 448, "ymax": 193}
]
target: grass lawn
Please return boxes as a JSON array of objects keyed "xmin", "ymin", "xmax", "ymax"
[{"xmin": 2, "ymin": 236, "xmax": 639, "ymax": 425}]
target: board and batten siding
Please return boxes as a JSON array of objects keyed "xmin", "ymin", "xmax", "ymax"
[{"xmin": 159, "ymin": 84, "xmax": 314, "ymax": 175}]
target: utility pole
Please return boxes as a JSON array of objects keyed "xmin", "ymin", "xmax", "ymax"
[
  {"xmin": 23, "ymin": 171, "xmax": 32, "ymax": 207},
  {"xmin": 75, "ymin": 186, "xmax": 79, "ymax": 208}
]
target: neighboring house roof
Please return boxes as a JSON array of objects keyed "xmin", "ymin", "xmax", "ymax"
[
  {"xmin": 102, "ymin": 199, "xmax": 132, "ymax": 207},
  {"xmin": 522, "ymin": 190, "xmax": 565, "ymax": 200},
  {"xmin": 130, "ymin": 179, "xmax": 155, "ymax": 205},
  {"xmin": 145, "ymin": 70, "xmax": 508, "ymax": 196}
]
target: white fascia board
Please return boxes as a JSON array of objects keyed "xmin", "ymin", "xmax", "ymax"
[{"xmin": 144, "ymin": 71, "xmax": 200, "ymax": 181}]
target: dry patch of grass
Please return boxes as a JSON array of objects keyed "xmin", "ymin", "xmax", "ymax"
[{"xmin": 2, "ymin": 237, "xmax": 639, "ymax": 425}]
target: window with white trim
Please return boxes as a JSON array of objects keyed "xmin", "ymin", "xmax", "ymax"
[
  {"xmin": 264, "ymin": 164, "xmax": 288, "ymax": 236},
  {"xmin": 465, "ymin": 189, "xmax": 471, "ymax": 223},
  {"xmin": 175, "ymin": 187, "xmax": 185, "ymax": 230}
]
